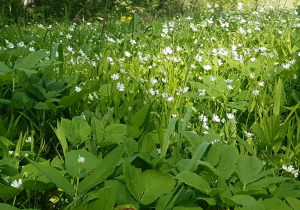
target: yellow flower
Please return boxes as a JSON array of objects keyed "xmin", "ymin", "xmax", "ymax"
[
  {"xmin": 127, "ymin": 16, "xmax": 132, "ymax": 20},
  {"xmin": 121, "ymin": 16, "xmax": 126, "ymax": 22}
]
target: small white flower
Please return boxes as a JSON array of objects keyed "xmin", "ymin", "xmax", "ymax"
[
  {"xmin": 111, "ymin": 73, "xmax": 119, "ymax": 80},
  {"xmin": 186, "ymin": 16, "xmax": 193, "ymax": 20},
  {"xmin": 11, "ymin": 179, "xmax": 22, "ymax": 188},
  {"xmin": 66, "ymin": 34, "xmax": 72, "ymax": 39},
  {"xmin": 250, "ymin": 73, "xmax": 255, "ymax": 79},
  {"xmin": 117, "ymin": 82, "xmax": 125, "ymax": 91},
  {"xmin": 283, "ymin": 63, "xmax": 290, "ymax": 69},
  {"xmin": 75, "ymin": 86, "xmax": 82, "ymax": 92},
  {"xmin": 282, "ymin": 165, "xmax": 294, "ymax": 172},
  {"xmin": 227, "ymin": 113, "xmax": 235, "ymax": 119},
  {"xmin": 258, "ymin": 81, "xmax": 264, "ymax": 87},
  {"xmin": 150, "ymin": 77, "xmax": 158, "ymax": 85},
  {"xmin": 9, "ymin": 151, "xmax": 13, "ymax": 155},
  {"xmin": 130, "ymin": 39, "xmax": 136, "ymax": 45},
  {"xmin": 209, "ymin": 76, "xmax": 217, "ymax": 81},
  {"xmin": 78, "ymin": 155, "xmax": 85, "ymax": 164},
  {"xmin": 29, "ymin": 47, "xmax": 35, "ymax": 52},
  {"xmin": 195, "ymin": 54, "xmax": 203, "ymax": 62},
  {"xmin": 125, "ymin": 51, "xmax": 131, "ymax": 57},
  {"xmin": 292, "ymin": 169, "xmax": 299, "ymax": 178},
  {"xmin": 198, "ymin": 89, "xmax": 206, "ymax": 96},
  {"xmin": 252, "ymin": 89, "xmax": 259, "ymax": 96},
  {"xmin": 227, "ymin": 85, "xmax": 233, "ymax": 90},
  {"xmin": 203, "ymin": 65, "xmax": 212, "ymax": 70},
  {"xmin": 244, "ymin": 131, "xmax": 254, "ymax": 137},
  {"xmin": 25, "ymin": 137, "xmax": 32, "ymax": 143},
  {"xmin": 250, "ymin": 58, "xmax": 256, "ymax": 62},
  {"xmin": 213, "ymin": 114, "xmax": 220, "ymax": 122},
  {"xmin": 8, "ymin": 43, "xmax": 14, "ymax": 49}
]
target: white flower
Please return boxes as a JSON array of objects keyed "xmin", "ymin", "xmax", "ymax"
[
  {"xmin": 75, "ymin": 86, "xmax": 82, "ymax": 92},
  {"xmin": 244, "ymin": 131, "xmax": 254, "ymax": 137},
  {"xmin": 17, "ymin": 41, "xmax": 25, "ymax": 48},
  {"xmin": 130, "ymin": 39, "xmax": 136, "ymax": 45},
  {"xmin": 209, "ymin": 76, "xmax": 217, "ymax": 81},
  {"xmin": 66, "ymin": 34, "xmax": 72, "ymax": 39},
  {"xmin": 186, "ymin": 16, "xmax": 192, "ymax": 20},
  {"xmin": 213, "ymin": 114, "xmax": 220, "ymax": 122},
  {"xmin": 227, "ymin": 85, "xmax": 234, "ymax": 90},
  {"xmin": 250, "ymin": 73, "xmax": 255, "ymax": 79},
  {"xmin": 125, "ymin": 51, "xmax": 131, "ymax": 57},
  {"xmin": 225, "ymin": 79, "xmax": 233, "ymax": 83},
  {"xmin": 8, "ymin": 43, "xmax": 14, "ymax": 49},
  {"xmin": 162, "ymin": 46, "xmax": 173, "ymax": 55},
  {"xmin": 252, "ymin": 89, "xmax": 259, "ymax": 96},
  {"xmin": 258, "ymin": 81, "xmax": 264, "ymax": 87},
  {"xmin": 38, "ymin": 24, "xmax": 44, "ymax": 29},
  {"xmin": 111, "ymin": 73, "xmax": 119, "ymax": 80},
  {"xmin": 25, "ymin": 137, "xmax": 32, "ymax": 143},
  {"xmin": 117, "ymin": 82, "xmax": 125, "ymax": 91},
  {"xmin": 203, "ymin": 65, "xmax": 212, "ymax": 70},
  {"xmin": 78, "ymin": 155, "xmax": 85, "ymax": 164},
  {"xmin": 195, "ymin": 54, "xmax": 203, "ymax": 62},
  {"xmin": 29, "ymin": 47, "xmax": 35, "ymax": 52},
  {"xmin": 292, "ymin": 169, "xmax": 299, "ymax": 178},
  {"xmin": 250, "ymin": 58, "xmax": 256, "ymax": 62},
  {"xmin": 198, "ymin": 89, "xmax": 206, "ymax": 96},
  {"xmin": 150, "ymin": 77, "xmax": 158, "ymax": 85},
  {"xmin": 67, "ymin": 46, "xmax": 73, "ymax": 52},
  {"xmin": 9, "ymin": 151, "xmax": 13, "ymax": 155},
  {"xmin": 166, "ymin": 96, "xmax": 174, "ymax": 102},
  {"xmin": 199, "ymin": 114, "xmax": 208, "ymax": 122},
  {"xmin": 227, "ymin": 113, "xmax": 235, "ymax": 119},
  {"xmin": 11, "ymin": 179, "xmax": 22, "ymax": 188},
  {"xmin": 282, "ymin": 165, "xmax": 294, "ymax": 172},
  {"xmin": 283, "ymin": 63, "xmax": 290, "ymax": 69}
]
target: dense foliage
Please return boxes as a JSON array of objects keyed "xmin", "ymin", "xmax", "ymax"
[{"xmin": 1, "ymin": 1, "xmax": 300, "ymax": 210}]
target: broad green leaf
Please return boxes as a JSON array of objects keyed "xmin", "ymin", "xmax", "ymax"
[
  {"xmin": 78, "ymin": 144, "xmax": 125, "ymax": 194},
  {"xmin": 60, "ymin": 89, "xmax": 92, "ymax": 108},
  {"xmin": 247, "ymin": 168, "xmax": 274, "ymax": 184},
  {"xmin": 176, "ymin": 171, "xmax": 211, "ymax": 194},
  {"xmin": 206, "ymin": 141, "xmax": 222, "ymax": 166},
  {"xmin": 27, "ymin": 159, "xmax": 74, "ymax": 195},
  {"xmin": 105, "ymin": 124, "xmax": 127, "ymax": 137},
  {"xmin": 99, "ymin": 84, "xmax": 112, "ymax": 96},
  {"xmin": 285, "ymin": 197, "xmax": 300, "ymax": 210},
  {"xmin": 0, "ymin": 183, "xmax": 21, "ymax": 201},
  {"xmin": 186, "ymin": 141, "xmax": 210, "ymax": 172},
  {"xmin": 272, "ymin": 182, "xmax": 300, "ymax": 198},
  {"xmin": 263, "ymin": 197, "xmax": 292, "ymax": 210},
  {"xmin": 65, "ymin": 148, "xmax": 100, "ymax": 178},
  {"xmin": 60, "ymin": 116, "xmax": 91, "ymax": 146},
  {"xmin": 52, "ymin": 121, "xmax": 68, "ymax": 156},
  {"xmin": 127, "ymin": 105, "xmax": 149, "ymax": 138},
  {"xmin": 20, "ymin": 50, "xmax": 47, "ymax": 69},
  {"xmin": 240, "ymin": 199, "xmax": 264, "ymax": 210},
  {"xmin": 86, "ymin": 186, "xmax": 116, "ymax": 210},
  {"xmin": 0, "ymin": 61, "xmax": 11, "ymax": 75},
  {"xmin": 244, "ymin": 177, "xmax": 290, "ymax": 191},
  {"xmin": 91, "ymin": 117, "xmax": 104, "ymax": 143},
  {"xmin": 123, "ymin": 161, "xmax": 143, "ymax": 201},
  {"xmin": 105, "ymin": 180, "xmax": 139, "ymax": 208},
  {"xmin": 236, "ymin": 155, "xmax": 262, "ymax": 186},
  {"xmin": 139, "ymin": 170, "xmax": 176, "ymax": 205},
  {"xmin": 161, "ymin": 118, "xmax": 177, "ymax": 157},
  {"xmin": 0, "ymin": 203, "xmax": 20, "ymax": 210},
  {"xmin": 216, "ymin": 145, "xmax": 239, "ymax": 180},
  {"xmin": 229, "ymin": 195, "xmax": 256, "ymax": 206}
]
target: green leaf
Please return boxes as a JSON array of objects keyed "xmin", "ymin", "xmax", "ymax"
[
  {"xmin": 86, "ymin": 186, "xmax": 116, "ymax": 210},
  {"xmin": 0, "ymin": 203, "xmax": 20, "ymax": 210},
  {"xmin": 186, "ymin": 141, "xmax": 210, "ymax": 172},
  {"xmin": 0, "ymin": 61, "xmax": 11, "ymax": 75},
  {"xmin": 91, "ymin": 117, "xmax": 104, "ymax": 143},
  {"xmin": 229, "ymin": 195, "xmax": 256, "ymax": 206},
  {"xmin": 0, "ymin": 183, "xmax": 21, "ymax": 201},
  {"xmin": 105, "ymin": 124, "xmax": 127, "ymax": 137},
  {"xmin": 60, "ymin": 116, "xmax": 91, "ymax": 146},
  {"xmin": 127, "ymin": 105, "xmax": 149, "ymax": 138},
  {"xmin": 285, "ymin": 197, "xmax": 300, "ymax": 210},
  {"xmin": 263, "ymin": 197, "xmax": 292, "ymax": 210},
  {"xmin": 123, "ymin": 161, "xmax": 143, "ymax": 201},
  {"xmin": 244, "ymin": 177, "xmax": 290, "ymax": 191},
  {"xmin": 20, "ymin": 50, "xmax": 47, "ymax": 69},
  {"xmin": 206, "ymin": 141, "xmax": 222, "ymax": 166},
  {"xmin": 236, "ymin": 155, "xmax": 262, "ymax": 186},
  {"xmin": 161, "ymin": 118, "xmax": 177, "ymax": 157},
  {"xmin": 139, "ymin": 170, "xmax": 176, "ymax": 205},
  {"xmin": 99, "ymin": 84, "xmax": 112, "ymax": 96},
  {"xmin": 240, "ymin": 199, "xmax": 264, "ymax": 210},
  {"xmin": 176, "ymin": 171, "xmax": 211, "ymax": 194},
  {"xmin": 272, "ymin": 182, "xmax": 300, "ymax": 198},
  {"xmin": 105, "ymin": 180, "xmax": 139, "ymax": 208},
  {"xmin": 27, "ymin": 158, "xmax": 74, "ymax": 195},
  {"xmin": 52, "ymin": 121, "xmax": 68, "ymax": 156},
  {"xmin": 216, "ymin": 145, "xmax": 239, "ymax": 180},
  {"xmin": 78, "ymin": 144, "xmax": 125, "ymax": 194},
  {"xmin": 65, "ymin": 148, "xmax": 100, "ymax": 178},
  {"xmin": 173, "ymin": 207, "xmax": 203, "ymax": 210},
  {"xmin": 60, "ymin": 89, "xmax": 92, "ymax": 108}
]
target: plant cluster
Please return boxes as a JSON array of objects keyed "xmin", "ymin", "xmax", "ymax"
[{"xmin": 1, "ymin": 2, "xmax": 300, "ymax": 210}]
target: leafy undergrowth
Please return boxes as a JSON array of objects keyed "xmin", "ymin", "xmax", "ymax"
[{"xmin": 1, "ymin": 2, "xmax": 300, "ymax": 210}]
